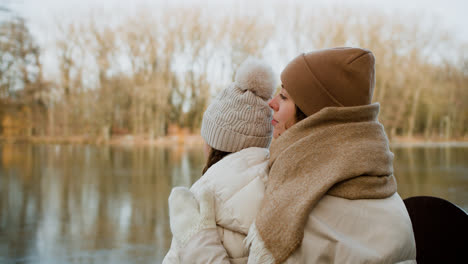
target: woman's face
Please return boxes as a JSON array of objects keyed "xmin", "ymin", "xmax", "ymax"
[{"xmin": 268, "ymin": 86, "xmax": 297, "ymax": 139}]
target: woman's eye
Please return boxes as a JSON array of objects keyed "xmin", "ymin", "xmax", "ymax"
[{"xmin": 279, "ymin": 94, "xmax": 286, "ymax": 100}]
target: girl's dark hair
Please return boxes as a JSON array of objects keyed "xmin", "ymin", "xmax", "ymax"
[
  {"xmin": 295, "ymin": 105, "xmax": 307, "ymax": 122},
  {"xmin": 202, "ymin": 147, "xmax": 231, "ymax": 175}
]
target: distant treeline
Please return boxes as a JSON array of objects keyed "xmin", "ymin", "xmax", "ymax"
[{"xmin": 0, "ymin": 4, "xmax": 467, "ymax": 141}]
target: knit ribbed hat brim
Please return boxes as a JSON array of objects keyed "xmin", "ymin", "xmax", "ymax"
[{"xmin": 201, "ymin": 115, "xmax": 272, "ymax": 153}]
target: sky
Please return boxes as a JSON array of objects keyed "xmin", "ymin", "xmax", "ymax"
[
  {"xmin": 5, "ymin": 0, "xmax": 468, "ymax": 44},
  {"xmin": 1, "ymin": 0, "xmax": 467, "ymax": 81}
]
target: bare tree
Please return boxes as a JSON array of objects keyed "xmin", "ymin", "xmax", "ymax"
[{"xmin": 2, "ymin": 4, "xmax": 466, "ymax": 142}]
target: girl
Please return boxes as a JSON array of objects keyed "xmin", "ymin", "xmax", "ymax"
[{"xmin": 163, "ymin": 58, "xmax": 277, "ymax": 263}]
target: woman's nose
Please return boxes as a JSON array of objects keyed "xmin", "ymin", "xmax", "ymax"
[{"xmin": 268, "ymin": 96, "xmax": 278, "ymax": 111}]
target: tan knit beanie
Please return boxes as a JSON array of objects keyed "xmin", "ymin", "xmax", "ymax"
[
  {"xmin": 201, "ymin": 58, "xmax": 276, "ymax": 152},
  {"xmin": 281, "ymin": 47, "xmax": 376, "ymax": 116}
]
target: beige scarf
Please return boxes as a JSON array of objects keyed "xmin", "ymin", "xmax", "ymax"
[{"xmin": 255, "ymin": 103, "xmax": 397, "ymax": 263}]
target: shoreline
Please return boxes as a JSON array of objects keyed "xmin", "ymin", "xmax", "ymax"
[
  {"xmin": 0, "ymin": 134, "xmax": 206, "ymax": 147},
  {"xmin": 1, "ymin": 135, "xmax": 467, "ymax": 147},
  {"xmin": 389, "ymin": 136, "xmax": 468, "ymax": 147}
]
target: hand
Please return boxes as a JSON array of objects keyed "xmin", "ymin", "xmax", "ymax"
[{"xmin": 168, "ymin": 186, "xmax": 216, "ymax": 249}]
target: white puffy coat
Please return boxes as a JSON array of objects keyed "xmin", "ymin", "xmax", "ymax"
[
  {"xmin": 163, "ymin": 147, "xmax": 269, "ymax": 264},
  {"xmin": 164, "ymin": 146, "xmax": 416, "ymax": 263}
]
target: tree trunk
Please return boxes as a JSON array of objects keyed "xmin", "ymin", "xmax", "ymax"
[{"xmin": 407, "ymin": 86, "xmax": 422, "ymax": 138}]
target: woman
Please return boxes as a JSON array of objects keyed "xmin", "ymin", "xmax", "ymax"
[{"xmin": 168, "ymin": 47, "xmax": 417, "ymax": 263}]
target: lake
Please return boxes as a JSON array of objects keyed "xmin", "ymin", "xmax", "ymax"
[{"xmin": 1, "ymin": 143, "xmax": 467, "ymax": 263}]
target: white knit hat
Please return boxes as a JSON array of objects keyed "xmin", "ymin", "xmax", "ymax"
[{"xmin": 201, "ymin": 58, "xmax": 277, "ymax": 152}]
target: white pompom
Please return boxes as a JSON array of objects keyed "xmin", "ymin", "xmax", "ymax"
[{"xmin": 235, "ymin": 57, "xmax": 277, "ymax": 100}]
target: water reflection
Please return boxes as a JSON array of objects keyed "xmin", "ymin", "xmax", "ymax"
[
  {"xmin": 0, "ymin": 143, "xmax": 467, "ymax": 263},
  {"xmin": 0, "ymin": 144, "xmax": 204, "ymax": 263},
  {"xmin": 392, "ymin": 145, "xmax": 468, "ymax": 211}
]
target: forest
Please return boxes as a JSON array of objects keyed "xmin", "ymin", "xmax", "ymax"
[{"xmin": 1, "ymin": 5, "xmax": 466, "ymax": 142}]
